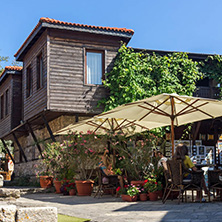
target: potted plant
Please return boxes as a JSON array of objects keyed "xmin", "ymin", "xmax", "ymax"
[
  {"xmin": 112, "ymin": 132, "xmax": 159, "ymax": 182},
  {"xmin": 117, "ymin": 185, "xmax": 139, "ymax": 202},
  {"xmin": 41, "ymin": 140, "xmax": 75, "ymax": 193},
  {"xmin": 38, "ymin": 172, "xmax": 53, "ymax": 188},
  {"xmin": 63, "ymin": 132, "xmax": 103, "ymax": 196},
  {"xmin": 144, "ymin": 176, "xmax": 162, "ymax": 201},
  {"xmin": 66, "ymin": 180, "xmax": 76, "ymax": 196},
  {"xmin": 139, "ymin": 186, "xmax": 148, "ymax": 201},
  {"xmin": 36, "ymin": 142, "xmax": 64, "ymax": 189},
  {"xmin": 53, "ymin": 175, "xmax": 64, "ymax": 194},
  {"xmin": 35, "ymin": 163, "xmax": 53, "ymax": 189}
]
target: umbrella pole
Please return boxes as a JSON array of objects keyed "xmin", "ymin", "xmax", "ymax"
[{"xmin": 171, "ymin": 119, "xmax": 175, "ymax": 155}]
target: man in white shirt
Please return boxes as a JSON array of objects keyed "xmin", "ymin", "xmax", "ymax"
[{"xmin": 156, "ymin": 151, "xmax": 168, "ymax": 170}]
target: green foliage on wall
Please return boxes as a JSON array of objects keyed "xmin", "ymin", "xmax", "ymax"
[
  {"xmin": 100, "ymin": 44, "xmax": 204, "ymax": 111},
  {"xmin": 0, "ymin": 140, "xmax": 14, "ymax": 155}
]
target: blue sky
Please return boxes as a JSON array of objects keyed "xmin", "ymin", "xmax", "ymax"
[{"xmin": 1, "ymin": 0, "xmax": 222, "ymax": 66}]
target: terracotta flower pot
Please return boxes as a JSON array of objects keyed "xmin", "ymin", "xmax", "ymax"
[
  {"xmin": 53, "ymin": 180, "xmax": 62, "ymax": 193},
  {"xmin": 149, "ymin": 191, "xmax": 158, "ymax": 201},
  {"xmin": 121, "ymin": 194, "xmax": 138, "ymax": 202},
  {"xmin": 39, "ymin": 176, "xmax": 53, "ymax": 188},
  {"xmin": 69, "ymin": 189, "xmax": 76, "ymax": 196},
  {"xmin": 131, "ymin": 181, "xmax": 144, "ymax": 187},
  {"xmin": 75, "ymin": 180, "xmax": 94, "ymax": 196},
  {"xmin": 156, "ymin": 190, "xmax": 163, "ymax": 199},
  {"xmin": 139, "ymin": 193, "xmax": 148, "ymax": 201}
]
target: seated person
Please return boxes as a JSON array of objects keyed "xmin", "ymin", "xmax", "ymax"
[
  {"xmin": 99, "ymin": 150, "xmax": 123, "ymax": 189},
  {"xmin": 99, "ymin": 150, "xmax": 114, "ymax": 176},
  {"xmin": 156, "ymin": 151, "xmax": 167, "ymax": 170},
  {"xmin": 173, "ymin": 143, "xmax": 209, "ymax": 202}
]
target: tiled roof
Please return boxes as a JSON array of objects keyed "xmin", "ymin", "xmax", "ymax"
[
  {"xmin": 40, "ymin": 17, "xmax": 134, "ymax": 34},
  {"xmin": 0, "ymin": 66, "xmax": 22, "ymax": 78},
  {"xmin": 14, "ymin": 17, "xmax": 134, "ymax": 58}
]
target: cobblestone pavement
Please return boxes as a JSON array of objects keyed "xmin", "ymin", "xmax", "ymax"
[{"xmin": 1, "ymin": 193, "xmax": 222, "ymax": 222}]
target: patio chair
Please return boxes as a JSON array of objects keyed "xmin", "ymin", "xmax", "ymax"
[
  {"xmin": 208, "ymin": 169, "xmax": 222, "ymax": 201},
  {"xmin": 162, "ymin": 159, "xmax": 203, "ymax": 204},
  {"xmin": 94, "ymin": 167, "xmax": 119, "ymax": 198}
]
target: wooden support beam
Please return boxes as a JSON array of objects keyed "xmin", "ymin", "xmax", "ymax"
[
  {"xmin": 75, "ymin": 114, "xmax": 79, "ymax": 123},
  {"xmin": 41, "ymin": 114, "xmax": 56, "ymax": 142},
  {"xmin": 192, "ymin": 122, "xmax": 201, "ymax": 145},
  {"xmin": 26, "ymin": 123, "xmax": 43, "ymax": 158},
  {"xmin": 1, "ymin": 139, "xmax": 15, "ymax": 164},
  {"xmin": 12, "ymin": 132, "xmax": 28, "ymax": 162}
]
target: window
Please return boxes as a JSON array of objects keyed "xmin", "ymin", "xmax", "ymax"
[
  {"xmin": 5, "ymin": 89, "xmax": 9, "ymax": 116},
  {"xmin": 85, "ymin": 50, "xmax": 104, "ymax": 85},
  {"xmin": 26, "ymin": 65, "xmax": 32, "ymax": 98},
  {"xmin": 37, "ymin": 53, "xmax": 43, "ymax": 89},
  {"xmin": 0, "ymin": 94, "xmax": 4, "ymax": 119}
]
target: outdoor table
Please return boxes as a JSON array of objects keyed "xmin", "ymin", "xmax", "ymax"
[{"xmin": 195, "ymin": 164, "xmax": 216, "ymax": 170}]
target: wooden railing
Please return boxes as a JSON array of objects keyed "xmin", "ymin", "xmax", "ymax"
[{"xmin": 193, "ymin": 86, "xmax": 220, "ymax": 99}]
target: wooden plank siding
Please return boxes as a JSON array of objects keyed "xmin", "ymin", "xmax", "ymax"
[
  {"xmin": 11, "ymin": 75, "xmax": 22, "ymax": 129},
  {"xmin": 48, "ymin": 29, "xmax": 120, "ymax": 114},
  {"xmin": 0, "ymin": 76, "xmax": 12, "ymax": 137},
  {"xmin": 22, "ymin": 30, "xmax": 48, "ymax": 121}
]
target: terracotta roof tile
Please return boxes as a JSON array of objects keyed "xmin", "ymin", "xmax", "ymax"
[
  {"xmin": 39, "ymin": 17, "xmax": 134, "ymax": 34},
  {"xmin": 15, "ymin": 17, "xmax": 134, "ymax": 58},
  {"xmin": 0, "ymin": 66, "xmax": 23, "ymax": 78}
]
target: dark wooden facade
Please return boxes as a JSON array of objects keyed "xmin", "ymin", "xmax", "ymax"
[
  {"xmin": 15, "ymin": 18, "xmax": 133, "ymax": 123},
  {"xmin": 0, "ymin": 67, "xmax": 22, "ymax": 138},
  {"xmin": 22, "ymin": 31, "xmax": 48, "ymax": 121},
  {"xmin": 48, "ymin": 29, "xmax": 119, "ymax": 114}
]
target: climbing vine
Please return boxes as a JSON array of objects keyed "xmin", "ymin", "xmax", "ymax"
[{"xmin": 100, "ymin": 44, "xmax": 203, "ymax": 111}]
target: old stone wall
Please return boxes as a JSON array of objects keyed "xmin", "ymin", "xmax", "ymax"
[{"xmin": 13, "ymin": 115, "xmax": 90, "ymax": 177}]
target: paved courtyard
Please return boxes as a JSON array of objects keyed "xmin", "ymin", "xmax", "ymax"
[{"xmin": 1, "ymin": 192, "xmax": 222, "ymax": 222}]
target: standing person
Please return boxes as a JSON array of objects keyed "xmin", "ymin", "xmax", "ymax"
[
  {"xmin": 173, "ymin": 143, "xmax": 209, "ymax": 202},
  {"xmin": 205, "ymin": 148, "xmax": 213, "ymax": 164},
  {"xmin": 8, "ymin": 156, "xmax": 14, "ymax": 177},
  {"xmin": 156, "ymin": 151, "xmax": 167, "ymax": 170}
]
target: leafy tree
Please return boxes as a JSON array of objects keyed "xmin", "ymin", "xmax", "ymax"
[
  {"xmin": 100, "ymin": 44, "xmax": 203, "ymax": 111},
  {"xmin": 0, "ymin": 140, "xmax": 14, "ymax": 155},
  {"xmin": 0, "ymin": 56, "xmax": 9, "ymax": 74},
  {"xmin": 200, "ymin": 54, "xmax": 222, "ymax": 95}
]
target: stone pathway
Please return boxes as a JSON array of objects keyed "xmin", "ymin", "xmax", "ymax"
[{"xmin": 1, "ymin": 193, "xmax": 222, "ymax": 222}]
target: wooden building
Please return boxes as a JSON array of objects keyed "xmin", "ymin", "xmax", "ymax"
[{"xmin": 0, "ymin": 18, "xmax": 134, "ymax": 176}]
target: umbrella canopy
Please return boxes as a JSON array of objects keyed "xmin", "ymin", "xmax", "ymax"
[
  {"xmin": 55, "ymin": 117, "xmax": 168, "ymax": 136},
  {"xmin": 97, "ymin": 93, "xmax": 222, "ymax": 153}
]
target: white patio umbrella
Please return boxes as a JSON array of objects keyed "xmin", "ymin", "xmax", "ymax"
[
  {"xmin": 96, "ymin": 93, "xmax": 222, "ymax": 153},
  {"xmin": 55, "ymin": 117, "xmax": 168, "ymax": 136}
]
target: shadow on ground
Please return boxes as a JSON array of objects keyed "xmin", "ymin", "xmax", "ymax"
[{"xmin": 15, "ymin": 193, "xmax": 222, "ymax": 222}]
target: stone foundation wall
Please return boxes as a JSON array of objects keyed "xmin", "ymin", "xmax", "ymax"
[
  {"xmin": 0, "ymin": 206, "xmax": 57, "ymax": 222},
  {"xmin": 14, "ymin": 115, "xmax": 90, "ymax": 177}
]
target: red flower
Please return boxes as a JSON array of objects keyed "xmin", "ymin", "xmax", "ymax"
[
  {"xmin": 155, "ymin": 182, "xmax": 157, "ymax": 185},
  {"xmin": 143, "ymin": 179, "xmax": 148, "ymax": 184},
  {"xmin": 116, "ymin": 186, "xmax": 121, "ymax": 192}
]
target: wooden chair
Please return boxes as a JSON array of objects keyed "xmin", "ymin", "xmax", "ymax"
[
  {"xmin": 94, "ymin": 167, "xmax": 119, "ymax": 198},
  {"xmin": 162, "ymin": 159, "xmax": 203, "ymax": 204},
  {"xmin": 208, "ymin": 169, "xmax": 222, "ymax": 201}
]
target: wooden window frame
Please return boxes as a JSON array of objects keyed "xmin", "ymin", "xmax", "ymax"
[
  {"xmin": 0, "ymin": 94, "xmax": 4, "ymax": 119},
  {"xmin": 37, "ymin": 52, "xmax": 43, "ymax": 89},
  {"xmin": 26, "ymin": 65, "xmax": 32, "ymax": 98},
  {"xmin": 84, "ymin": 49, "xmax": 105, "ymax": 85},
  {"xmin": 5, "ymin": 89, "xmax": 9, "ymax": 116}
]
